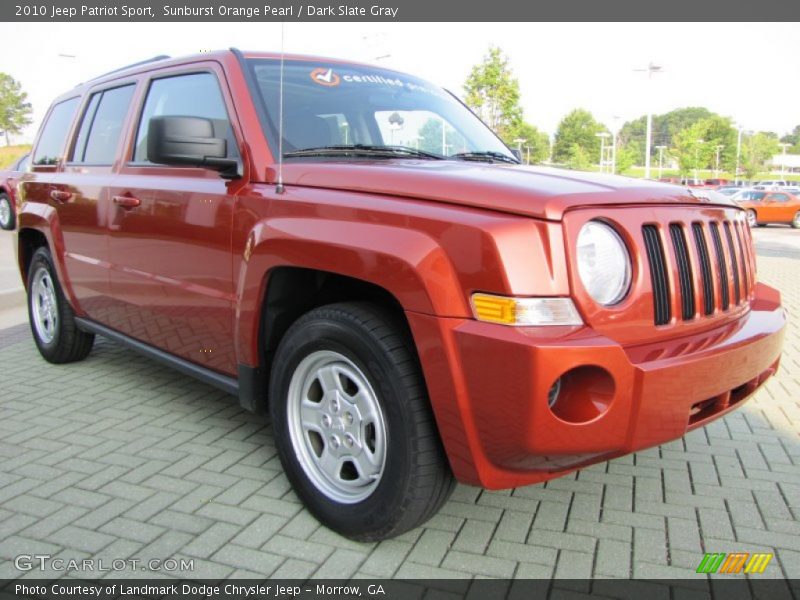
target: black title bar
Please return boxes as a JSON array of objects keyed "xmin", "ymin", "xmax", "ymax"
[{"xmin": 2, "ymin": 0, "xmax": 800, "ymax": 21}]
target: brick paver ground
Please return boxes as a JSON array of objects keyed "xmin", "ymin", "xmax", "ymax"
[{"xmin": 0, "ymin": 247, "xmax": 798, "ymax": 583}]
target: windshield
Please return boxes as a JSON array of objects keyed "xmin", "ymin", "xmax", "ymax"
[
  {"xmin": 732, "ymin": 190, "xmax": 766, "ymax": 201},
  {"xmin": 246, "ymin": 59, "xmax": 517, "ymax": 161}
]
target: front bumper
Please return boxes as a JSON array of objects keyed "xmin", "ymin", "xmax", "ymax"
[{"xmin": 407, "ymin": 282, "xmax": 785, "ymax": 489}]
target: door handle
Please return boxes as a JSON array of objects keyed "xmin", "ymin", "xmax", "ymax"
[
  {"xmin": 113, "ymin": 195, "xmax": 141, "ymax": 210},
  {"xmin": 50, "ymin": 190, "xmax": 73, "ymax": 203}
]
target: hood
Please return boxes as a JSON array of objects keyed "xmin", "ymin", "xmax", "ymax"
[{"xmin": 278, "ymin": 160, "xmax": 738, "ymax": 220}]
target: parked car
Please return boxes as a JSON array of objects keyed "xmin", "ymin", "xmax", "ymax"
[
  {"xmin": 0, "ymin": 153, "xmax": 29, "ymax": 230},
  {"xmin": 753, "ymin": 179, "xmax": 788, "ymax": 190},
  {"xmin": 17, "ymin": 51, "xmax": 786, "ymax": 541},
  {"xmin": 715, "ymin": 186, "xmax": 742, "ymax": 196},
  {"xmin": 703, "ymin": 178, "xmax": 730, "ymax": 187},
  {"xmin": 733, "ymin": 189, "xmax": 800, "ymax": 228}
]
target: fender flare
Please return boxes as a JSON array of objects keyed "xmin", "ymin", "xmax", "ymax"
[{"xmin": 233, "ymin": 216, "xmax": 468, "ymax": 367}]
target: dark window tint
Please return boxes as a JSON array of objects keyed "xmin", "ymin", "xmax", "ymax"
[
  {"xmin": 772, "ymin": 193, "xmax": 789, "ymax": 202},
  {"xmin": 33, "ymin": 98, "xmax": 80, "ymax": 166},
  {"xmin": 73, "ymin": 85, "xmax": 135, "ymax": 164},
  {"xmin": 134, "ymin": 73, "xmax": 237, "ymax": 162}
]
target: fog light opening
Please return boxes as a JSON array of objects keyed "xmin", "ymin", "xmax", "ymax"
[
  {"xmin": 548, "ymin": 366, "xmax": 615, "ymax": 424},
  {"xmin": 547, "ymin": 378, "xmax": 562, "ymax": 408}
]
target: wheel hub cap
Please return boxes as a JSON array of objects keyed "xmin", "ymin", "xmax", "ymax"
[
  {"xmin": 31, "ymin": 268, "xmax": 58, "ymax": 344},
  {"xmin": 287, "ymin": 350, "xmax": 387, "ymax": 503},
  {"xmin": 0, "ymin": 200, "xmax": 10, "ymax": 227}
]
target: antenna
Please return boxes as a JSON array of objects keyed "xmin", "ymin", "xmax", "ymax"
[{"xmin": 275, "ymin": 22, "xmax": 286, "ymax": 194}]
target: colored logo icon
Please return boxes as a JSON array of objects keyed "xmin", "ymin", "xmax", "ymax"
[
  {"xmin": 696, "ymin": 552, "xmax": 772, "ymax": 574},
  {"xmin": 310, "ymin": 68, "xmax": 340, "ymax": 87}
]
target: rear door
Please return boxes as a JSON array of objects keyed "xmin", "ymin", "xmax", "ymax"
[
  {"xmin": 105, "ymin": 64, "xmax": 240, "ymax": 375},
  {"xmin": 59, "ymin": 82, "xmax": 139, "ymax": 320}
]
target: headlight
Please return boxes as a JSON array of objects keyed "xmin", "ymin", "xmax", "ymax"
[{"xmin": 576, "ymin": 221, "xmax": 631, "ymax": 306}]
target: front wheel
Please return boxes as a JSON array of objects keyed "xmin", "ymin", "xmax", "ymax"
[
  {"xmin": 0, "ymin": 193, "xmax": 15, "ymax": 230},
  {"xmin": 792, "ymin": 211, "xmax": 800, "ymax": 229},
  {"xmin": 27, "ymin": 247, "xmax": 94, "ymax": 363},
  {"xmin": 269, "ymin": 302, "xmax": 454, "ymax": 541}
]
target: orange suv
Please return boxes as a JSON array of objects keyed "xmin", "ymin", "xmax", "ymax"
[{"xmin": 16, "ymin": 51, "xmax": 785, "ymax": 540}]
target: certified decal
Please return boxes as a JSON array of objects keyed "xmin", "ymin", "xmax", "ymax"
[{"xmin": 310, "ymin": 68, "xmax": 340, "ymax": 87}]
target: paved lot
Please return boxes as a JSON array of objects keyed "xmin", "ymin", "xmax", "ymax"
[{"xmin": 0, "ymin": 227, "xmax": 798, "ymax": 584}]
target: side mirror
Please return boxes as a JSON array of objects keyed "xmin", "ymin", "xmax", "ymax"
[
  {"xmin": 147, "ymin": 116, "xmax": 240, "ymax": 179},
  {"xmin": 510, "ymin": 148, "xmax": 522, "ymax": 161}
]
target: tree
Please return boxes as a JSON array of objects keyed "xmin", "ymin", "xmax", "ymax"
[
  {"xmin": 553, "ymin": 109, "xmax": 604, "ymax": 164},
  {"xmin": 740, "ymin": 132, "xmax": 780, "ymax": 180},
  {"xmin": 614, "ymin": 143, "xmax": 638, "ymax": 175},
  {"xmin": 463, "ymin": 47, "xmax": 523, "ymax": 141},
  {"xmin": 669, "ymin": 116, "xmax": 736, "ymax": 177},
  {"xmin": 504, "ymin": 121, "xmax": 549, "ymax": 164},
  {"xmin": 418, "ymin": 118, "xmax": 465, "ymax": 155},
  {"xmin": 0, "ymin": 73, "xmax": 32, "ymax": 146},
  {"xmin": 618, "ymin": 107, "xmax": 715, "ymax": 165}
]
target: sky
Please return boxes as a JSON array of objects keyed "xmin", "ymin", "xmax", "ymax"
[{"xmin": 2, "ymin": 22, "xmax": 799, "ymax": 143}]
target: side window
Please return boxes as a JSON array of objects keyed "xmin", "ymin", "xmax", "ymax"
[
  {"xmin": 772, "ymin": 193, "xmax": 789, "ymax": 202},
  {"xmin": 32, "ymin": 98, "xmax": 80, "ymax": 166},
  {"xmin": 71, "ymin": 84, "xmax": 136, "ymax": 164},
  {"xmin": 14, "ymin": 155, "xmax": 29, "ymax": 171},
  {"xmin": 134, "ymin": 72, "xmax": 238, "ymax": 163}
]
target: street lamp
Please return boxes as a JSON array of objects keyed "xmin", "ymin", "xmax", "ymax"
[
  {"xmin": 694, "ymin": 138, "xmax": 705, "ymax": 183},
  {"xmin": 634, "ymin": 61, "xmax": 663, "ymax": 180},
  {"xmin": 735, "ymin": 124, "xmax": 743, "ymax": 186},
  {"xmin": 715, "ymin": 145, "xmax": 724, "ymax": 178},
  {"xmin": 595, "ymin": 132, "xmax": 610, "ymax": 173},
  {"xmin": 655, "ymin": 145, "xmax": 667, "ymax": 179},
  {"xmin": 779, "ymin": 143, "xmax": 791, "ymax": 178}
]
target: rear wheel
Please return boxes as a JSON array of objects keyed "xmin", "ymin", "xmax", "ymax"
[
  {"xmin": 27, "ymin": 247, "xmax": 94, "ymax": 363},
  {"xmin": 747, "ymin": 210, "xmax": 758, "ymax": 228},
  {"xmin": 0, "ymin": 193, "xmax": 14, "ymax": 230},
  {"xmin": 792, "ymin": 211, "xmax": 800, "ymax": 229},
  {"xmin": 269, "ymin": 302, "xmax": 454, "ymax": 541}
]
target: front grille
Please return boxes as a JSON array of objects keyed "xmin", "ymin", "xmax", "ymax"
[
  {"xmin": 642, "ymin": 225, "xmax": 671, "ymax": 325},
  {"xmin": 669, "ymin": 223, "xmax": 695, "ymax": 320},
  {"xmin": 643, "ymin": 218, "xmax": 754, "ymax": 326},
  {"xmin": 692, "ymin": 223, "xmax": 715, "ymax": 316}
]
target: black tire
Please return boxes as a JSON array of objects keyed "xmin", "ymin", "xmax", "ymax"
[
  {"xmin": 0, "ymin": 193, "xmax": 15, "ymax": 230},
  {"xmin": 27, "ymin": 247, "xmax": 94, "ymax": 363},
  {"xmin": 269, "ymin": 301, "xmax": 455, "ymax": 541}
]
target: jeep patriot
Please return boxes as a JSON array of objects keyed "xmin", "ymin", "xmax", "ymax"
[{"xmin": 16, "ymin": 50, "xmax": 785, "ymax": 541}]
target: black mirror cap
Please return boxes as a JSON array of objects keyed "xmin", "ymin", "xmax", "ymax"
[
  {"xmin": 147, "ymin": 116, "xmax": 241, "ymax": 178},
  {"xmin": 510, "ymin": 148, "xmax": 522, "ymax": 161}
]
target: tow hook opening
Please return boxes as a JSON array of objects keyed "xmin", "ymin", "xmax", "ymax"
[{"xmin": 548, "ymin": 366, "xmax": 615, "ymax": 424}]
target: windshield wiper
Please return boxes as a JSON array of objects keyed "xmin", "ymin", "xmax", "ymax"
[
  {"xmin": 284, "ymin": 144, "xmax": 445, "ymax": 160},
  {"xmin": 452, "ymin": 151, "xmax": 520, "ymax": 164}
]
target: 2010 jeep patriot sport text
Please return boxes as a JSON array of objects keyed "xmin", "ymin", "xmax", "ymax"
[{"xmin": 16, "ymin": 50, "xmax": 786, "ymax": 541}]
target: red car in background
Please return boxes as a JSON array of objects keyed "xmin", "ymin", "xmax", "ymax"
[{"xmin": 0, "ymin": 153, "xmax": 29, "ymax": 230}]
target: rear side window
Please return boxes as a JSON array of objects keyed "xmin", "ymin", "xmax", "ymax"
[
  {"xmin": 33, "ymin": 98, "xmax": 80, "ymax": 166},
  {"xmin": 134, "ymin": 72, "xmax": 238, "ymax": 163},
  {"xmin": 72, "ymin": 84, "xmax": 136, "ymax": 164}
]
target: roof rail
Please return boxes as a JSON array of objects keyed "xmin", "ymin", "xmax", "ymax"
[{"xmin": 85, "ymin": 55, "xmax": 171, "ymax": 83}]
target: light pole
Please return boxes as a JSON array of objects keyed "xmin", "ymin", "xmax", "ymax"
[
  {"xmin": 634, "ymin": 62, "xmax": 663, "ymax": 180},
  {"xmin": 525, "ymin": 144, "xmax": 531, "ymax": 165},
  {"xmin": 715, "ymin": 145, "xmax": 724, "ymax": 178},
  {"xmin": 595, "ymin": 132, "xmax": 610, "ymax": 173},
  {"xmin": 611, "ymin": 115, "xmax": 621, "ymax": 174},
  {"xmin": 694, "ymin": 138, "xmax": 705, "ymax": 183},
  {"xmin": 735, "ymin": 125, "xmax": 743, "ymax": 185},
  {"xmin": 779, "ymin": 143, "xmax": 791, "ymax": 178},
  {"xmin": 656, "ymin": 145, "xmax": 667, "ymax": 179}
]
